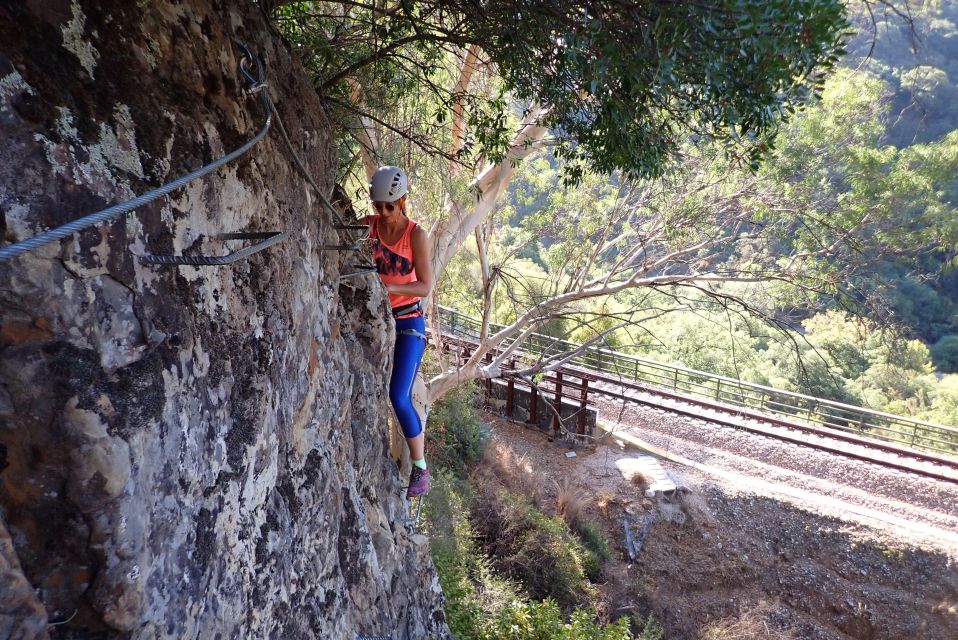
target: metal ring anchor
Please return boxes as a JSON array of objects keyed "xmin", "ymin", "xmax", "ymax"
[{"xmin": 401, "ymin": 494, "xmax": 425, "ymax": 528}]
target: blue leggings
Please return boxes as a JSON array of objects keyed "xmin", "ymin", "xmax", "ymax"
[{"xmin": 391, "ymin": 314, "xmax": 426, "ymax": 438}]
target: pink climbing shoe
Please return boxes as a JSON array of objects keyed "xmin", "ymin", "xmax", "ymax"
[{"xmin": 407, "ymin": 466, "xmax": 431, "ymax": 498}]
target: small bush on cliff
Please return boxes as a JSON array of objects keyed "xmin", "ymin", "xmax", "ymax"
[
  {"xmin": 427, "ymin": 381, "xmax": 489, "ymax": 472},
  {"xmin": 470, "ymin": 483, "xmax": 598, "ymax": 610},
  {"xmin": 553, "ymin": 477, "xmax": 612, "ymax": 581},
  {"xmin": 424, "ymin": 384, "xmax": 640, "ymax": 637},
  {"xmin": 425, "ymin": 471, "xmax": 634, "ymax": 640},
  {"xmin": 425, "ymin": 469, "xmax": 518, "ymax": 637},
  {"xmin": 480, "ymin": 600, "xmax": 632, "ymax": 640},
  {"xmin": 635, "ymin": 615, "xmax": 666, "ymax": 640},
  {"xmin": 574, "ymin": 521, "xmax": 612, "ymax": 582}
]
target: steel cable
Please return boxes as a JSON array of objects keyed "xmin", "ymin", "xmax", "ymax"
[{"xmin": 0, "ymin": 42, "xmax": 272, "ymax": 263}]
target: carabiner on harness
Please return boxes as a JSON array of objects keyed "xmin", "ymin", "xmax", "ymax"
[{"xmin": 397, "ymin": 328, "xmax": 427, "ymax": 341}]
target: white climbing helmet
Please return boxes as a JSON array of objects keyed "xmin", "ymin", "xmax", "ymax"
[{"xmin": 369, "ymin": 166, "xmax": 408, "ymax": 202}]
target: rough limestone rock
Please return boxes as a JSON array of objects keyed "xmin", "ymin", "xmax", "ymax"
[{"xmin": 0, "ymin": 1, "xmax": 449, "ymax": 638}]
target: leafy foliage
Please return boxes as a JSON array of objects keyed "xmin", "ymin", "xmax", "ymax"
[
  {"xmin": 470, "ymin": 485, "xmax": 599, "ymax": 609},
  {"xmin": 479, "ymin": 600, "xmax": 633, "ymax": 640},
  {"xmin": 274, "ymin": 0, "xmax": 849, "ymax": 183},
  {"xmin": 436, "ymin": 54, "xmax": 958, "ymax": 426},
  {"xmin": 844, "ymin": 0, "xmax": 958, "ymax": 145},
  {"xmin": 425, "ymin": 391, "xmax": 639, "ymax": 637},
  {"xmin": 573, "ymin": 521, "xmax": 612, "ymax": 582},
  {"xmin": 486, "ymin": 0, "xmax": 849, "ymax": 179},
  {"xmin": 425, "ymin": 465, "xmax": 636, "ymax": 639},
  {"xmin": 931, "ymin": 335, "xmax": 958, "ymax": 374},
  {"xmin": 426, "ymin": 380, "xmax": 489, "ymax": 473}
]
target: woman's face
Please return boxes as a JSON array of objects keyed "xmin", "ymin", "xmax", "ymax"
[{"xmin": 371, "ymin": 195, "xmax": 406, "ymax": 219}]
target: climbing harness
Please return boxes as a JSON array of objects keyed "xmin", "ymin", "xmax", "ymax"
[
  {"xmin": 398, "ymin": 328, "xmax": 427, "ymax": 341},
  {"xmin": 141, "ymin": 231, "xmax": 286, "ymax": 266},
  {"xmin": 0, "ymin": 41, "xmax": 272, "ymax": 264},
  {"xmin": 391, "ymin": 300, "xmax": 422, "ymax": 318}
]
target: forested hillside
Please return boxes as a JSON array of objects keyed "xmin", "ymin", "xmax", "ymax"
[{"xmin": 437, "ymin": 1, "xmax": 958, "ymax": 427}]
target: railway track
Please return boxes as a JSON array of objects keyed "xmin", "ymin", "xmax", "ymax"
[
  {"xmin": 583, "ymin": 371, "xmax": 958, "ymax": 484},
  {"xmin": 580, "ymin": 370, "xmax": 958, "ymax": 485},
  {"xmin": 436, "ymin": 332, "xmax": 958, "ymax": 485}
]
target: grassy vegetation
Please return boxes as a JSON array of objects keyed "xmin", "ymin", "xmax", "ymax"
[
  {"xmin": 423, "ymin": 382, "xmax": 662, "ymax": 639},
  {"xmin": 470, "ymin": 482, "xmax": 599, "ymax": 608},
  {"xmin": 425, "ymin": 380, "xmax": 489, "ymax": 474},
  {"xmin": 697, "ymin": 602, "xmax": 796, "ymax": 640},
  {"xmin": 423, "ymin": 383, "xmax": 807, "ymax": 640},
  {"xmin": 574, "ymin": 521, "xmax": 612, "ymax": 582},
  {"xmin": 425, "ymin": 470, "xmax": 636, "ymax": 640}
]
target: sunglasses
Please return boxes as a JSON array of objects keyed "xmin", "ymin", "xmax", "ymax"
[{"xmin": 371, "ymin": 201, "xmax": 399, "ymax": 212}]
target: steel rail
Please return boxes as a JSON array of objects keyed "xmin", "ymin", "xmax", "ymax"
[
  {"xmin": 437, "ymin": 331, "xmax": 958, "ymax": 484},
  {"xmin": 435, "ymin": 306, "xmax": 958, "ymax": 457},
  {"xmin": 0, "ymin": 42, "xmax": 271, "ymax": 263},
  {"xmin": 581, "ymin": 370, "xmax": 958, "ymax": 484},
  {"xmin": 140, "ymin": 231, "xmax": 286, "ymax": 266}
]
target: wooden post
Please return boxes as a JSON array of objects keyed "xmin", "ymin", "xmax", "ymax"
[
  {"xmin": 506, "ymin": 359, "xmax": 515, "ymax": 419},
  {"xmin": 529, "ymin": 383, "xmax": 538, "ymax": 425},
  {"xmin": 578, "ymin": 376, "xmax": 589, "ymax": 434},
  {"xmin": 484, "ymin": 352, "xmax": 493, "ymax": 397},
  {"xmin": 553, "ymin": 370, "xmax": 564, "ymax": 436}
]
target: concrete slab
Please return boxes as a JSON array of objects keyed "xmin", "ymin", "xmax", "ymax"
[{"xmin": 615, "ymin": 455, "xmax": 677, "ymax": 495}]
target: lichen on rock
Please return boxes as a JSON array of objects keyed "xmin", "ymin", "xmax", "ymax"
[{"xmin": 0, "ymin": 1, "xmax": 448, "ymax": 638}]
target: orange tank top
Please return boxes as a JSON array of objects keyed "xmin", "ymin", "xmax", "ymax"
[{"xmin": 369, "ymin": 215, "xmax": 421, "ymax": 313}]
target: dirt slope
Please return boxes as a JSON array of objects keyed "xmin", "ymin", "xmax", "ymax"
[{"xmin": 483, "ymin": 411, "xmax": 958, "ymax": 640}]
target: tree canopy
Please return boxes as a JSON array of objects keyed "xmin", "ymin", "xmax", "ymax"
[{"xmin": 276, "ymin": 0, "xmax": 849, "ymax": 182}]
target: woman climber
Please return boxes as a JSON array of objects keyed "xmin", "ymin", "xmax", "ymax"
[{"xmin": 366, "ymin": 166, "xmax": 433, "ymax": 498}]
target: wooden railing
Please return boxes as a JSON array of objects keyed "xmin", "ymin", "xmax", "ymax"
[
  {"xmin": 440, "ymin": 335, "xmax": 596, "ymax": 436},
  {"xmin": 435, "ymin": 306, "xmax": 958, "ymax": 458}
]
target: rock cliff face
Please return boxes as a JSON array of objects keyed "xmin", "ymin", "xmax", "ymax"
[{"xmin": 0, "ymin": 1, "xmax": 448, "ymax": 638}]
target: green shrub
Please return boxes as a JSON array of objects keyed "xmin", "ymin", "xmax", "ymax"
[
  {"xmin": 427, "ymin": 381, "xmax": 489, "ymax": 473},
  {"xmin": 426, "ymin": 472, "xmax": 635, "ymax": 639},
  {"xmin": 574, "ymin": 521, "xmax": 612, "ymax": 582},
  {"xmin": 423, "ymin": 385, "xmax": 647, "ymax": 639},
  {"xmin": 478, "ymin": 600, "xmax": 633, "ymax": 640},
  {"xmin": 931, "ymin": 335, "xmax": 958, "ymax": 373},
  {"xmin": 471, "ymin": 486, "xmax": 598, "ymax": 609},
  {"xmin": 634, "ymin": 614, "xmax": 665, "ymax": 640},
  {"xmin": 426, "ymin": 469, "xmax": 528, "ymax": 637}
]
